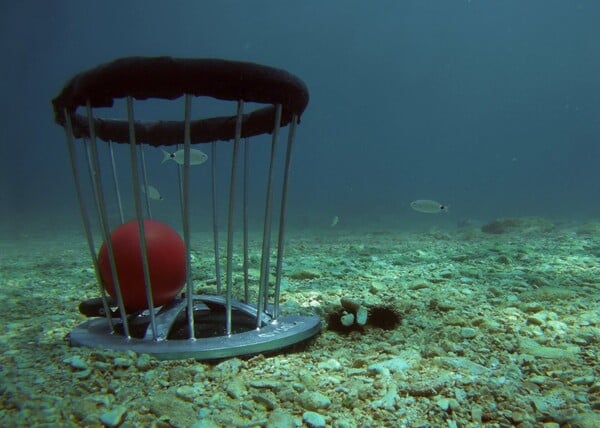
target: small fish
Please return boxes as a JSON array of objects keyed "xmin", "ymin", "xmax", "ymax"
[
  {"xmin": 141, "ymin": 185, "xmax": 163, "ymax": 201},
  {"xmin": 331, "ymin": 216, "xmax": 340, "ymax": 227},
  {"xmin": 161, "ymin": 148, "xmax": 208, "ymax": 165},
  {"xmin": 410, "ymin": 199, "xmax": 448, "ymax": 214}
]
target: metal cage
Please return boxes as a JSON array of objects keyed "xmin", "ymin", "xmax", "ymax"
[{"xmin": 52, "ymin": 57, "xmax": 321, "ymax": 360}]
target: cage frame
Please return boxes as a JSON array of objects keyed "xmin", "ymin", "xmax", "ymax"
[{"xmin": 52, "ymin": 57, "xmax": 320, "ymax": 360}]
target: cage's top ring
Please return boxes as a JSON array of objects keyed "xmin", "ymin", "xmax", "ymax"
[{"xmin": 52, "ymin": 57, "xmax": 309, "ymax": 146}]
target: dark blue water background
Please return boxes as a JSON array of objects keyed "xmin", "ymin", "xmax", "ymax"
[{"xmin": 1, "ymin": 1, "xmax": 599, "ymax": 237}]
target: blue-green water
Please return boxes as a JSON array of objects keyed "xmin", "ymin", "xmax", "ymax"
[{"xmin": 1, "ymin": 1, "xmax": 599, "ymax": 426}]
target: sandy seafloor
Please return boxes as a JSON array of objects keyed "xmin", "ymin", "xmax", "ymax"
[{"xmin": 1, "ymin": 220, "xmax": 600, "ymax": 428}]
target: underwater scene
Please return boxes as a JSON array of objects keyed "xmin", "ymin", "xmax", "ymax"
[{"xmin": 1, "ymin": 2, "xmax": 600, "ymax": 427}]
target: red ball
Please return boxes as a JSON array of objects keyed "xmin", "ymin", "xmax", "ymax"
[{"xmin": 97, "ymin": 219, "xmax": 186, "ymax": 312}]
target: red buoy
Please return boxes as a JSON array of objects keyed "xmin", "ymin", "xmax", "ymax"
[{"xmin": 97, "ymin": 219, "xmax": 186, "ymax": 312}]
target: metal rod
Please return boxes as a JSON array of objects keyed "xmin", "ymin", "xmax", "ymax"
[
  {"xmin": 225, "ymin": 100, "xmax": 244, "ymax": 335},
  {"xmin": 108, "ymin": 141, "xmax": 125, "ymax": 224},
  {"xmin": 256, "ymin": 104, "xmax": 282, "ymax": 326},
  {"xmin": 211, "ymin": 141, "xmax": 223, "ymax": 294},
  {"xmin": 64, "ymin": 110, "xmax": 114, "ymax": 329},
  {"xmin": 175, "ymin": 144, "xmax": 185, "ymax": 247},
  {"xmin": 139, "ymin": 144, "xmax": 152, "ymax": 219},
  {"xmin": 273, "ymin": 115, "xmax": 298, "ymax": 319},
  {"xmin": 242, "ymin": 138, "xmax": 250, "ymax": 303},
  {"xmin": 86, "ymin": 101, "xmax": 130, "ymax": 338},
  {"xmin": 182, "ymin": 94, "xmax": 196, "ymax": 341},
  {"xmin": 126, "ymin": 96, "xmax": 159, "ymax": 340}
]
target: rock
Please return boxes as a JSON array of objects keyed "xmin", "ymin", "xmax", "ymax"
[
  {"xmin": 576, "ymin": 222, "xmax": 600, "ymax": 236},
  {"xmin": 112, "ymin": 357, "xmax": 132, "ymax": 369},
  {"xmin": 289, "ymin": 269, "xmax": 320, "ymax": 280},
  {"xmin": 520, "ymin": 339, "xmax": 579, "ymax": 359},
  {"xmin": 434, "ymin": 357, "xmax": 489, "ymax": 375},
  {"xmin": 340, "ymin": 297, "xmax": 361, "ymax": 312},
  {"xmin": 225, "ymin": 377, "xmax": 247, "ymax": 399},
  {"xmin": 436, "ymin": 397, "xmax": 459, "ymax": 411},
  {"xmin": 63, "ymin": 356, "xmax": 88, "ymax": 370},
  {"xmin": 565, "ymin": 412, "xmax": 600, "ymax": 428},
  {"xmin": 252, "ymin": 393, "xmax": 277, "ymax": 410},
  {"xmin": 148, "ymin": 393, "xmax": 198, "ymax": 426},
  {"xmin": 191, "ymin": 419, "xmax": 221, "ymax": 428},
  {"xmin": 303, "ymin": 411, "xmax": 326, "ymax": 428},
  {"xmin": 368, "ymin": 357, "xmax": 410, "ymax": 374},
  {"xmin": 73, "ymin": 368, "xmax": 91, "ymax": 379},
  {"xmin": 266, "ymin": 409, "xmax": 296, "ymax": 428},
  {"xmin": 481, "ymin": 216, "xmax": 554, "ymax": 234},
  {"xmin": 214, "ymin": 357, "xmax": 244, "ymax": 377},
  {"xmin": 176, "ymin": 385, "xmax": 199, "ymax": 402},
  {"xmin": 299, "ymin": 391, "xmax": 331, "ymax": 410},
  {"xmin": 355, "ymin": 306, "xmax": 368, "ymax": 326},
  {"xmin": 334, "ymin": 419, "xmax": 358, "ymax": 428},
  {"xmin": 340, "ymin": 312, "xmax": 354, "ymax": 327},
  {"xmin": 135, "ymin": 353, "xmax": 152, "ymax": 371},
  {"xmin": 459, "ymin": 327, "xmax": 478, "ymax": 339},
  {"xmin": 571, "ymin": 375, "xmax": 595, "ymax": 386},
  {"xmin": 99, "ymin": 406, "xmax": 127, "ymax": 428},
  {"xmin": 317, "ymin": 358, "xmax": 342, "ymax": 371},
  {"xmin": 471, "ymin": 405, "xmax": 483, "ymax": 423}
]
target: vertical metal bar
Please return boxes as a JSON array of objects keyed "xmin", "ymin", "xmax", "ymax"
[
  {"xmin": 273, "ymin": 116, "xmax": 298, "ymax": 319},
  {"xmin": 86, "ymin": 101, "xmax": 130, "ymax": 338},
  {"xmin": 126, "ymin": 97, "xmax": 159, "ymax": 340},
  {"xmin": 242, "ymin": 138, "xmax": 250, "ymax": 303},
  {"xmin": 211, "ymin": 141, "xmax": 223, "ymax": 294},
  {"xmin": 108, "ymin": 141, "xmax": 125, "ymax": 224},
  {"xmin": 64, "ymin": 110, "xmax": 114, "ymax": 329},
  {"xmin": 225, "ymin": 100, "xmax": 244, "ymax": 335},
  {"xmin": 182, "ymin": 94, "xmax": 195, "ymax": 340},
  {"xmin": 256, "ymin": 104, "xmax": 282, "ymax": 326},
  {"xmin": 139, "ymin": 144, "xmax": 152, "ymax": 219},
  {"xmin": 175, "ymin": 144, "xmax": 185, "ymax": 246}
]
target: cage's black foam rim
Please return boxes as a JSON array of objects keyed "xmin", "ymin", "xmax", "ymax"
[{"xmin": 52, "ymin": 57, "xmax": 309, "ymax": 146}]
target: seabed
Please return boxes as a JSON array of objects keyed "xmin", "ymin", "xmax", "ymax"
[{"xmin": 1, "ymin": 221, "xmax": 599, "ymax": 427}]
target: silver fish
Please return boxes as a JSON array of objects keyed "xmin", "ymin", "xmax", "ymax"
[
  {"xmin": 161, "ymin": 148, "xmax": 208, "ymax": 165},
  {"xmin": 410, "ymin": 199, "xmax": 448, "ymax": 214},
  {"xmin": 142, "ymin": 185, "xmax": 163, "ymax": 201}
]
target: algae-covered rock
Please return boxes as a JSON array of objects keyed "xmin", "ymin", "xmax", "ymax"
[
  {"xmin": 481, "ymin": 217, "xmax": 554, "ymax": 234},
  {"xmin": 576, "ymin": 221, "xmax": 600, "ymax": 236}
]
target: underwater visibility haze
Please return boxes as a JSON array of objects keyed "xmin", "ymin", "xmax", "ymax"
[{"xmin": 1, "ymin": 1, "xmax": 600, "ymax": 427}]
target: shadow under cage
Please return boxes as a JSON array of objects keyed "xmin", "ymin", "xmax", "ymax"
[{"xmin": 51, "ymin": 57, "xmax": 321, "ymax": 360}]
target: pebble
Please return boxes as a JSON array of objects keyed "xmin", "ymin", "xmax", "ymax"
[
  {"xmin": 459, "ymin": 327, "xmax": 478, "ymax": 339},
  {"xmin": 73, "ymin": 368, "xmax": 91, "ymax": 379},
  {"xmin": 191, "ymin": 419, "xmax": 220, "ymax": 428},
  {"xmin": 571, "ymin": 375, "xmax": 595, "ymax": 386},
  {"xmin": 266, "ymin": 409, "xmax": 296, "ymax": 428},
  {"xmin": 176, "ymin": 385, "xmax": 199, "ymax": 402},
  {"xmin": 368, "ymin": 357, "xmax": 410, "ymax": 374},
  {"xmin": 112, "ymin": 357, "xmax": 132, "ymax": 369},
  {"xmin": 250, "ymin": 379, "xmax": 280, "ymax": 389},
  {"xmin": 340, "ymin": 312, "xmax": 355, "ymax": 326},
  {"xmin": 303, "ymin": 411, "xmax": 326, "ymax": 428},
  {"xmin": 317, "ymin": 358, "xmax": 342, "ymax": 371},
  {"xmin": 471, "ymin": 405, "xmax": 483, "ymax": 423},
  {"xmin": 529, "ymin": 375, "xmax": 548, "ymax": 385},
  {"xmin": 99, "ymin": 406, "xmax": 127, "ymax": 428},
  {"xmin": 356, "ymin": 306, "xmax": 368, "ymax": 326},
  {"xmin": 436, "ymin": 397, "xmax": 459, "ymax": 411},
  {"xmin": 252, "ymin": 393, "xmax": 277, "ymax": 410},
  {"xmin": 299, "ymin": 391, "xmax": 331, "ymax": 410},
  {"xmin": 520, "ymin": 339, "xmax": 580, "ymax": 359},
  {"xmin": 63, "ymin": 356, "xmax": 88, "ymax": 370},
  {"xmin": 225, "ymin": 377, "xmax": 247, "ymax": 399},
  {"xmin": 135, "ymin": 353, "xmax": 152, "ymax": 371}
]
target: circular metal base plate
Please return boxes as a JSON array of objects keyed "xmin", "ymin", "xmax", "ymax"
[{"xmin": 69, "ymin": 296, "xmax": 321, "ymax": 360}]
